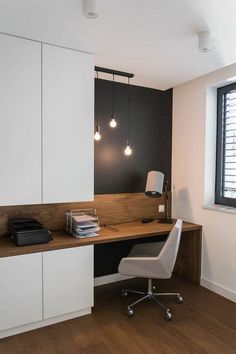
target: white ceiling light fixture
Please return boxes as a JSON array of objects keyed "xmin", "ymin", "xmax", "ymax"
[
  {"xmin": 198, "ymin": 31, "xmax": 211, "ymax": 52},
  {"xmin": 82, "ymin": 0, "xmax": 98, "ymax": 19}
]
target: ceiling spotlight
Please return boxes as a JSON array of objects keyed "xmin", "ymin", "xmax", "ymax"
[
  {"xmin": 198, "ymin": 31, "xmax": 211, "ymax": 52},
  {"xmin": 82, "ymin": 0, "xmax": 98, "ymax": 19}
]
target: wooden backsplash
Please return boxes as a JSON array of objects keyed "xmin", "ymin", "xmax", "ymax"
[{"xmin": 0, "ymin": 193, "xmax": 170, "ymax": 237}]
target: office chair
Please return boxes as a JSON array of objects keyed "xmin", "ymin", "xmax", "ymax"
[{"xmin": 118, "ymin": 219, "xmax": 183, "ymax": 320}]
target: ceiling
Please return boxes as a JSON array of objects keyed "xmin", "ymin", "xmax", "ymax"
[{"xmin": 0, "ymin": 0, "xmax": 236, "ymax": 90}]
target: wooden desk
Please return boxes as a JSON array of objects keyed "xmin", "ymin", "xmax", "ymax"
[{"xmin": 0, "ymin": 220, "xmax": 202, "ymax": 284}]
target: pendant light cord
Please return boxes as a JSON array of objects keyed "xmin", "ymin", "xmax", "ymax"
[
  {"xmin": 96, "ymin": 70, "xmax": 99, "ymax": 128},
  {"xmin": 112, "ymin": 74, "xmax": 115, "ymax": 117},
  {"xmin": 127, "ymin": 77, "xmax": 130, "ymax": 141}
]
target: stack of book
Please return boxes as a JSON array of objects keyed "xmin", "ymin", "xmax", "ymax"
[{"xmin": 72, "ymin": 214, "xmax": 100, "ymax": 238}]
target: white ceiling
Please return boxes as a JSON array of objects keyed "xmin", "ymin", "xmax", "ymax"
[{"xmin": 0, "ymin": 0, "xmax": 236, "ymax": 90}]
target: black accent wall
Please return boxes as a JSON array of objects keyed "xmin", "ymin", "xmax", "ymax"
[
  {"xmin": 94, "ymin": 79, "xmax": 173, "ymax": 277},
  {"xmin": 94, "ymin": 79, "xmax": 172, "ymax": 194}
]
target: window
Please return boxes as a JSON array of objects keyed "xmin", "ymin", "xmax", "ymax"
[{"xmin": 216, "ymin": 83, "xmax": 236, "ymax": 207}]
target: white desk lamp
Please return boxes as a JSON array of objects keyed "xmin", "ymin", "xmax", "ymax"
[{"xmin": 145, "ymin": 171, "xmax": 172, "ymax": 224}]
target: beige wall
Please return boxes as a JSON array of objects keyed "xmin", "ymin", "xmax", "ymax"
[{"xmin": 172, "ymin": 63, "xmax": 236, "ymax": 302}]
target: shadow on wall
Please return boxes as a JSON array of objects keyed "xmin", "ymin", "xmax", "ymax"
[
  {"xmin": 200, "ymin": 229, "xmax": 213, "ymax": 282},
  {"xmin": 172, "ymin": 187, "xmax": 193, "ymax": 222}
]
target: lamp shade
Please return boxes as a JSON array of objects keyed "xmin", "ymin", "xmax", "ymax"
[{"xmin": 145, "ymin": 171, "xmax": 164, "ymax": 198}]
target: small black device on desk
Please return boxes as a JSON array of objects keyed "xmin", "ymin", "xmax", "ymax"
[
  {"xmin": 9, "ymin": 218, "xmax": 52, "ymax": 247},
  {"xmin": 141, "ymin": 218, "xmax": 154, "ymax": 224}
]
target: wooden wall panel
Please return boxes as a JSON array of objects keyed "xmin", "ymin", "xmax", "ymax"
[{"xmin": 0, "ymin": 193, "xmax": 170, "ymax": 237}]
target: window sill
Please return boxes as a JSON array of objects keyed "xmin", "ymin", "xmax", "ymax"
[{"xmin": 203, "ymin": 204, "xmax": 236, "ymax": 215}]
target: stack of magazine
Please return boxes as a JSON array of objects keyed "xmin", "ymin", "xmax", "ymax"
[{"xmin": 65, "ymin": 209, "xmax": 100, "ymax": 239}]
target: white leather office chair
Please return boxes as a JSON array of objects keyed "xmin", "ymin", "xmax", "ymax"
[{"xmin": 118, "ymin": 219, "xmax": 183, "ymax": 320}]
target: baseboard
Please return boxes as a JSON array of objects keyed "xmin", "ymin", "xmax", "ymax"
[
  {"xmin": 0, "ymin": 307, "xmax": 91, "ymax": 339},
  {"xmin": 94, "ymin": 273, "xmax": 134, "ymax": 287},
  {"xmin": 201, "ymin": 278, "xmax": 236, "ymax": 303}
]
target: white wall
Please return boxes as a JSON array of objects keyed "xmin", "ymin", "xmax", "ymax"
[{"xmin": 172, "ymin": 63, "xmax": 236, "ymax": 302}]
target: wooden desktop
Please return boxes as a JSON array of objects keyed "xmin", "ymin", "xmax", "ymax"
[{"xmin": 0, "ymin": 220, "xmax": 202, "ymax": 284}]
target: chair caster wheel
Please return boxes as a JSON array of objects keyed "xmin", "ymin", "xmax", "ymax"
[
  {"xmin": 176, "ymin": 295, "xmax": 183, "ymax": 304},
  {"xmin": 165, "ymin": 310, "xmax": 172, "ymax": 321},
  {"xmin": 121, "ymin": 290, "xmax": 128, "ymax": 297},
  {"xmin": 127, "ymin": 307, "xmax": 134, "ymax": 317}
]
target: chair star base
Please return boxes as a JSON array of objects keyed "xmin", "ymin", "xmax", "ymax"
[{"xmin": 121, "ymin": 279, "xmax": 183, "ymax": 320}]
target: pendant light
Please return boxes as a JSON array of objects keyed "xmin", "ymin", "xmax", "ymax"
[
  {"xmin": 109, "ymin": 74, "xmax": 117, "ymax": 128},
  {"xmin": 124, "ymin": 77, "xmax": 132, "ymax": 156},
  {"xmin": 94, "ymin": 70, "xmax": 101, "ymax": 141}
]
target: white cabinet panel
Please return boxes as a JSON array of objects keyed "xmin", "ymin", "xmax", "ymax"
[
  {"xmin": 0, "ymin": 253, "xmax": 43, "ymax": 331},
  {"xmin": 42, "ymin": 44, "xmax": 94, "ymax": 203},
  {"xmin": 0, "ymin": 34, "xmax": 41, "ymax": 206},
  {"xmin": 43, "ymin": 246, "xmax": 94, "ymax": 319}
]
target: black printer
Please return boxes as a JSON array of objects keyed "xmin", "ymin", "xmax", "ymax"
[{"xmin": 9, "ymin": 218, "xmax": 52, "ymax": 247}]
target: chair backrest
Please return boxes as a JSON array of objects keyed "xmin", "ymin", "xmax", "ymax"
[{"xmin": 157, "ymin": 219, "xmax": 182, "ymax": 277}]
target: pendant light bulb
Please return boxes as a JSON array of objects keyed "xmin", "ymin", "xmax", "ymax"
[
  {"xmin": 109, "ymin": 116, "xmax": 117, "ymax": 128},
  {"xmin": 94, "ymin": 126, "xmax": 101, "ymax": 141},
  {"xmin": 94, "ymin": 131, "xmax": 101, "ymax": 141},
  {"xmin": 124, "ymin": 140, "xmax": 132, "ymax": 156}
]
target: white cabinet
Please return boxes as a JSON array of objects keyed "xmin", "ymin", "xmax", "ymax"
[
  {"xmin": 0, "ymin": 253, "xmax": 43, "ymax": 331},
  {"xmin": 43, "ymin": 246, "xmax": 94, "ymax": 319},
  {"xmin": 0, "ymin": 246, "xmax": 94, "ymax": 337},
  {"xmin": 0, "ymin": 34, "xmax": 41, "ymax": 206},
  {"xmin": 42, "ymin": 44, "xmax": 94, "ymax": 203},
  {"xmin": 0, "ymin": 34, "xmax": 94, "ymax": 206}
]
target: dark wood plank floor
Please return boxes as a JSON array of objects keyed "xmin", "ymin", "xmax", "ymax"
[{"xmin": 0, "ymin": 278, "xmax": 236, "ymax": 354}]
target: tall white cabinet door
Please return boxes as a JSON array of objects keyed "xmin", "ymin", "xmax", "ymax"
[
  {"xmin": 0, "ymin": 253, "xmax": 43, "ymax": 331},
  {"xmin": 43, "ymin": 246, "xmax": 94, "ymax": 319},
  {"xmin": 42, "ymin": 44, "xmax": 94, "ymax": 203},
  {"xmin": 0, "ymin": 34, "xmax": 41, "ymax": 206}
]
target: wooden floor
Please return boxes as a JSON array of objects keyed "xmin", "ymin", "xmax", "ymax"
[{"xmin": 0, "ymin": 278, "xmax": 236, "ymax": 354}]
